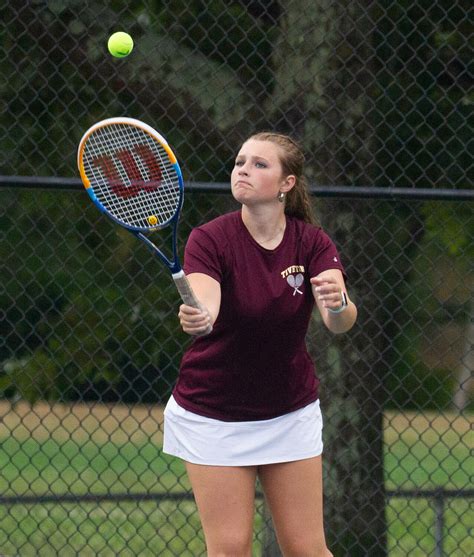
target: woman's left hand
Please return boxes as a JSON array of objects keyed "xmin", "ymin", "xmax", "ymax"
[
  {"xmin": 310, "ymin": 270, "xmax": 357, "ymax": 333},
  {"xmin": 310, "ymin": 275, "xmax": 346, "ymax": 312}
]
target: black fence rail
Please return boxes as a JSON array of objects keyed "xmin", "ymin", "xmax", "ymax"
[{"xmin": 2, "ymin": 175, "xmax": 474, "ymax": 201}]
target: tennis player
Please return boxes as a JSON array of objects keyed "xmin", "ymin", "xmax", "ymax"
[{"xmin": 164, "ymin": 132, "xmax": 357, "ymax": 556}]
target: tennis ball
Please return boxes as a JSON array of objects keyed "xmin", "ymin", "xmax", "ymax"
[
  {"xmin": 108, "ymin": 32, "xmax": 134, "ymax": 58},
  {"xmin": 148, "ymin": 215, "xmax": 158, "ymax": 226}
]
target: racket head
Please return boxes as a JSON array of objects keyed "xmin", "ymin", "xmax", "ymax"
[{"xmin": 77, "ymin": 117, "xmax": 184, "ymax": 232}]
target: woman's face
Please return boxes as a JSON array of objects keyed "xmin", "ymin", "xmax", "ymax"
[{"xmin": 231, "ymin": 139, "xmax": 290, "ymax": 206}]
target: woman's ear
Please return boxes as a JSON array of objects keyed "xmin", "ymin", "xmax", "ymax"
[{"xmin": 281, "ymin": 174, "xmax": 296, "ymax": 193}]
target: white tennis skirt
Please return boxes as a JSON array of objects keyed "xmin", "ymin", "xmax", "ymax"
[{"xmin": 163, "ymin": 395, "xmax": 323, "ymax": 466}]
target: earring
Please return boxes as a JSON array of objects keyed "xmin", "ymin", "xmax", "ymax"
[{"xmin": 278, "ymin": 191, "xmax": 285, "ymax": 202}]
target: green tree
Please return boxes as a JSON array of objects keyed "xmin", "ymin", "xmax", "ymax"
[
  {"xmin": 1, "ymin": 0, "xmax": 276, "ymax": 401},
  {"xmin": 375, "ymin": 0, "xmax": 473, "ymax": 411}
]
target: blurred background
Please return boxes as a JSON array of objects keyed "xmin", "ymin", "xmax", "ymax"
[{"xmin": 0, "ymin": 1, "xmax": 472, "ymax": 555}]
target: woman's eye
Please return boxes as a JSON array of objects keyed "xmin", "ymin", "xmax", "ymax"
[
  {"xmin": 255, "ymin": 162, "xmax": 266, "ymax": 168},
  {"xmin": 235, "ymin": 160, "xmax": 244, "ymax": 166}
]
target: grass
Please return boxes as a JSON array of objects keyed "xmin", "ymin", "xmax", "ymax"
[
  {"xmin": 0, "ymin": 437, "xmax": 188, "ymax": 496},
  {"xmin": 0, "ymin": 438, "xmax": 265, "ymax": 556},
  {"xmin": 384, "ymin": 411, "xmax": 473, "ymax": 557},
  {"xmin": 384, "ymin": 411, "xmax": 472, "ymax": 490},
  {"xmin": 0, "ymin": 500, "xmax": 206, "ymax": 556},
  {"xmin": 0, "ymin": 402, "xmax": 472, "ymax": 556}
]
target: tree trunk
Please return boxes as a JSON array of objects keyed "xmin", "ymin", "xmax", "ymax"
[{"xmin": 268, "ymin": 1, "xmax": 388, "ymax": 554}]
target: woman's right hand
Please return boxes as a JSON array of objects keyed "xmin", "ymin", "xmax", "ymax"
[{"xmin": 178, "ymin": 304, "xmax": 212, "ymax": 336}]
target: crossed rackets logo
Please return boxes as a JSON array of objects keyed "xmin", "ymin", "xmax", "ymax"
[
  {"xmin": 93, "ymin": 144, "xmax": 162, "ymax": 198},
  {"xmin": 287, "ymin": 273, "xmax": 304, "ymax": 295}
]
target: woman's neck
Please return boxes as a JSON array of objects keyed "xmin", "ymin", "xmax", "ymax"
[{"xmin": 241, "ymin": 206, "xmax": 287, "ymax": 249}]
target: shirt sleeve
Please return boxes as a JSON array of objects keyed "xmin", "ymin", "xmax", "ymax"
[
  {"xmin": 183, "ymin": 227, "xmax": 224, "ymax": 283},
  {"xmin": 307, "ymin": 228, "xmax": 347, "ymax": 280}
]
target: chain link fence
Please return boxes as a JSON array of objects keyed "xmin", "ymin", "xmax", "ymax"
[{"xmin": 1, "ymin": 1, "xmax": 472, "ymax": 556}]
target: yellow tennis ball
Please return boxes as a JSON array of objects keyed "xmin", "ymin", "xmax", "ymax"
[
  {"xmin": 148, "ymin": 215, "xmax": 158, "ymax": 226},
  {"xmin": 108, "ymin": 32, "xmax": 134, "ymax": 58}
]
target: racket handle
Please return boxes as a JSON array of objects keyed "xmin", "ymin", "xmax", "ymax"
[{"xmin": 172, "ymin": 271, "xmax": 213, "ymax": 335}]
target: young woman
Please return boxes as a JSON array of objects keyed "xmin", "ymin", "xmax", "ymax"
[{"xmin": 163, "ymin": 132, "xmax": 357, "ymax": 556}]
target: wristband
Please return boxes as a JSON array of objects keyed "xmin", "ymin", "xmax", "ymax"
[{"xmin": 327, "ymin": 291, "xmax": 348, "ymax": 314}]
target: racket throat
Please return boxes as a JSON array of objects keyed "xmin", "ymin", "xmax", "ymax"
[{"xmin": 134, "ymin": 231, "xmax": 180, "ymax": 273}]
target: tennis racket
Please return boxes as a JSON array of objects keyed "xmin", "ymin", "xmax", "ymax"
[{"xmin": 77, "ymin": 116, "xmax": 211, "ymax": 334}]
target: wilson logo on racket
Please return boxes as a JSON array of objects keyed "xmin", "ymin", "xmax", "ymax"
[{"xmin": 93, "ymin": 144, "xmax": 162, "ymax": 198}]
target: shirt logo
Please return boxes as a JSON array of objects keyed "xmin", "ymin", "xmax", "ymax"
[
  {"xmin": 287, "ymin": 273, "xmax": 304, "ymax": 295},
  {"xmin": 281, "ymin": 265, "xmax": 305, "ymax": 296},
  {"xmin": 280, "ymin": 265, "xmax": 305, "ymax": 278}
]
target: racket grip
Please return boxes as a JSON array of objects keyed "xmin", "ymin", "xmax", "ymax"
[{"xmin": 172, "ymin": 271, "xmax": 213, "ymax": 335}]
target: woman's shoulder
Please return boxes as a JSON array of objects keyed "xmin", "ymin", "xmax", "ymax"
[
  {"xmin": 193, "ymin": 210, "xmax": 241, "ymax": 239},
  {"xmin": 188, "ymin": 210, "xmax": 241, "ymax": 251},
  {"xmin": 288, "ymin": 216, "xmax": 327, "ymax": 241},
  {"xmin": 197, "ymin": 210, "xmax": 240, "ymax": 231}
]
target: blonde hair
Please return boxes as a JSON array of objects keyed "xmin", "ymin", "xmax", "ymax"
[{"xmin": 247, "ymin": 132, "xmax": 316, "ymax": 224}]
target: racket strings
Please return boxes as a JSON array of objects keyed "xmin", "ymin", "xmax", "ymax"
[{"xmin": 82, "ymin": 123, "xmax": 181, "ymax": 229}]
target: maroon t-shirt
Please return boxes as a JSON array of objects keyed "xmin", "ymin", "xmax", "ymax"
[{"xmin": 172, "ymin": 210, "xmax": 345, "ymax": 421}]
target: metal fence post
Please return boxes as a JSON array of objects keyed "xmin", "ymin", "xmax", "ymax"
[{"xmin": 434, "ymin": 488, "xmax": 445, "ymax": 557}]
